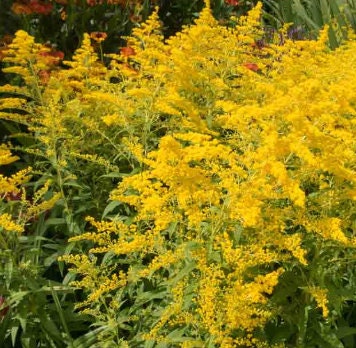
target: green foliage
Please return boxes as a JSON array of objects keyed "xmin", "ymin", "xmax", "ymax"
[
  {"xmin": 264, "ymin": 0, "xmax": 356, "ymax": 47},
  {"xmin": 0, "ymin": 178, "xmax": 93, "ymax": 347}
]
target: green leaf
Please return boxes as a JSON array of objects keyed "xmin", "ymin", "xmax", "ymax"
[
  {"xmin": 335, "ymin": 326, "xmax": 356, "ymax": 339},
  {"xmin": 143, "ymin": 340, "xmax": 156, "ymax": 348},
  {"xmin": 72, "ymin": 327, "xmax": 105, "ymax": 348},
  {"xmin": 102, "ymin": 201, "xmax": 122, "ymax": 219},
  {"xmin": 0, "ymin": 92, "xmax": 34, "ymax": 101},
  {"xmin": 11, "ymin": 326, "xmax": 20, "ymax": 347},
  {"xmin": 320, "ymin": 0, "xmax": 332, "ymax": 24},
  {"xmin": 9, "ymin": 291, "xmax": 30, "ymax": 305},
  {"xmin": 293, "ymin": 0, "xmax": 320, "ymax": 30},
  {"xmin": 318, "ymin": 333, "xmax": 344, "ymax": 348},
  {"xmin": 164, "ymin": 260, "xmax": 196, "ymax": 287},
  {"xmin": 281, "ymin": 0, "xmax": 294, "ymax": 22},
  {"xmin": 51, "ymin": 287, "xmax": 73, "ymax": 346},
  {"xmin": 37, "ymin": 308, "xmax": 63, "ymax": 344},
  {"xmin": 166, "ymin": 327, "xmax": 189, "ymax": 341},
  {"xmin": 100, "ymin": 172, "xmax": 123, "ymax": 178},
  {"xmin": 134, "ymin": 289, "xmax": 167, "ymax": 307},
  {"xmin": 45, "ymin": 218, "xmax": 66, "ymax": 226},
  {"xmin": 62, "ymin": 180, "xmax": 84, "ymax": 189}
]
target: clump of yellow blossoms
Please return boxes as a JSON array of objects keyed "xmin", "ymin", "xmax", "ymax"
[
  {"xmin": 0, "ymin": 144, "xmax": 60, "ymax": 234},
  {"xmin": 66, "ymin": 2, "xmax": 355, "ymax": 345},
  {"xmin": 1, "ymin": 0, "xmax": 356, "ymax": 346}
]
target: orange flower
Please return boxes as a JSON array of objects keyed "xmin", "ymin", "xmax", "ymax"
[
  {"xmin": 60, "ymin": 9, "xmax": 67, "ymax": 20},
  {"xmin": 120, "ymin": 46, "xmax": 136, "ymax": 57},
  {"xmin": 11, "ymin": 2, "xmax": 33, "ymax": 15},
  {"xmin": 38, "ymin": 70, "xmax": 51, "ymax": 84},
  {"xmin": 129, "ymin": 14, "xmax": 142, "ymax": 23},
  {"xmin": 1, "ymin": 35, "xmax": 14, "ymax": 45},
  {"xmin": 0, "ymin": 49, "xmax": 8, "ymax": 61},
  {"xmin": 0, "ymin": 35, "xmax": 13, "ymax": 61},
  {"xmin": 39, "ymin": 50, "xmax": 65, "ymax": 65},
  {"xmin": 243, "ymin": 63, "xmax": 259, "ymax": 72},
  {"xmin": 90, "ymin": 32, "xmax": 108, "ymax": 43}
]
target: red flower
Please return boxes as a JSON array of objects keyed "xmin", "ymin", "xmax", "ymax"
[
  {"xmin": 50, "ymin": 50, "xmax": 65, "ymax": 61},
  {"xmin": 243, "ymin": 63, "xmax": 259, "ymax": 72},
  {"xmin": 86, "ymin": 0, "xmax": 103, "ymax": 6},
  {"xmin": 29, "ymin": 0, "xmax": 53, "ymax": 15},
  {"xmin": 225, "ymin": 0, "xmax": 239, "ymax": 6},
  {"xmin": 11, "ymin": 0, "xmax": 53, "ymax": 15}
]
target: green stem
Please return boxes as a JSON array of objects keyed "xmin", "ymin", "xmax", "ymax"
[
  {"xmin": 296, "ymin": 303, "xmax": 310, "ymax": 347},
  {"xmin": 99, "ymin": 43, "xmax": 104, "ymax": 63},
  {"xmin": 51, "ymin": 285, "xmax": 74, "ymax": 347}
]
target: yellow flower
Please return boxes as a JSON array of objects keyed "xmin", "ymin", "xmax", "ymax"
[
  {"xmin": 307, "ymin": 286, "xmax": 329, "ymax": 317},
  {"xmin": 0, "ymin": 144, "xmax": 19, "ymax": 165},
  {"xmin": 0, "ymin": 213, "xmax": 23, "ymax": 233}
]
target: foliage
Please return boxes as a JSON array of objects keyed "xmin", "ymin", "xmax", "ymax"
[
  {"xmin": 264, "ymin": 0, "xmax": 356, "ymax": 48},
  {"xmin": 1, "ymin": 0, "xmax": 356, "ymax": 347},
  {"xmin": 0, "ymin": 145, "xmax": 94, "ymax": 347},
  {"xmin": 1, "ymin": 0, "xmax": 149, "ymax": 57}
]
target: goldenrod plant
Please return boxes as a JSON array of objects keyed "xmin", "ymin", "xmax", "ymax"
[{"xmin": 1, "ymin": 0, "xmax": 356, "ymax": 346}]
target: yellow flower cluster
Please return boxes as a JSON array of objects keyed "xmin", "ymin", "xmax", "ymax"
[
  {"xmin": 307, "ymin": 286, "xmax": 329, "ymax": 318},
  {"xmin": 0, "ymin": 166, "xmax": 30, "ymax": 196},
  {"xmin": 0, "ymin": 144, "xmax": 19, "ymax": 166},
  {"xmin": 1, "ymin": 30, "xmax": 53, "ymax": 88},
  {"xmin": 0, "ymin": 145, "xmax": 60, "ymax": 239},
  {"xmin": 56, "ymin": 1, "xmax": 356, "ymax": 343},
  {"xmin": 0, "ymin": 213, "xmax": 24, "ymax": 233},
  {"xmin": 0, "ymin": 173, "xmax": 60, "ymax": 229}
]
